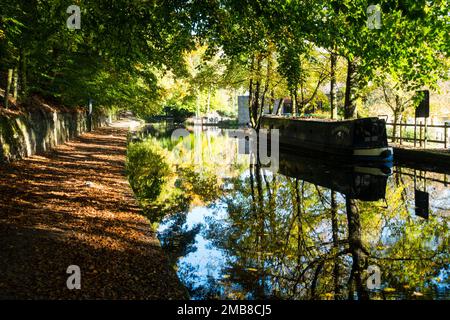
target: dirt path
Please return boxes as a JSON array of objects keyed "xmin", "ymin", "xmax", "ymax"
[{"xmin": 0, "ymin": 119, "xmax": 187, "ymax": 299}]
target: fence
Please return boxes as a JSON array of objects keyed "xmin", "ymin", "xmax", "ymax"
[
  {"xmin": 386, "ymin": 121, "xmax": 449, "ymax": 148},
  {"xmin": 393, "ymin": 168, "xmax": 449, "ymax": 187}
]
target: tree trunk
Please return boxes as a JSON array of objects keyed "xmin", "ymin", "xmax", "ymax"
[
  {"xmin": 12, "ymin": 66, "xmax": 19, "ymax": 99},
  {"xmin": 269, "ymin": 90, "xmax": 274, "ymax": 114},
  {"xmin": 4, "ymin": 68, "xmax": 13, "ymax": 109},
  {"xmin": 258, "ymin": 52, "xmax": 272, "ymax": 129},
  {"xmin": 311, "ymin": 261, "xmax": 324, "ymax": 299},
  {"xmin": 253, "ymin": 80, "xmax": 260, "ymax": 126},
  {"xmin": 330, "ymin": 53, "xmax": 337, "ymax": 119},
  {"xmin": 392, "ymin": 111, "xmax": 399, "ymax": 143},
  {"xmin": 290, "ymin": 89, "xmax": 296, "ymax": 115},
  {"xmin": 345, "ymin": 196, "xmax": 368, "ymax": 300},
  {"xmin": 19, "ymin": 49, "xmax": 28, "ymax": 98},
  {"xmin": 206, "ymin": 86, "xmax": 211, "ymax": 114},
  {"xmin": 343, "ymin": 59, "xmax": 355, "ymax": 119},
  {"xmin": 248, "ymin": 57, "xmax": 255, "ymax": 127},
  {"xmin": 293, "ymin": 89, "xmax": 298, "ymax": 116},
  {"xmin": 196, "ymin": 92, "xmax": 200, "ymax": 117},
  {"xmin": 299, "ymin": 83, "xmax": 305, "ymax": 114},
  {"xmin": 248, "ymin": 78, "xmax": 254, "ymax": 124},
  {"xmin": 251, "ymin": 57, "xmax": 262, "ymax": 127},
  {"xmin": 331, "ymin": 191, "xmax": 341, "ymax": 298}
]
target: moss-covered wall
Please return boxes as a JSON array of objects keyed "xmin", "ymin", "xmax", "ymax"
[{"xmin": 0, "ymin": 110, "xmax": 114, "ymax": 163}]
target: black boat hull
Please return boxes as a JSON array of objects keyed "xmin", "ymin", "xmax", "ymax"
[{"xmin": 261, "ymin": 116, "xmax": 393, "ymax": 162}]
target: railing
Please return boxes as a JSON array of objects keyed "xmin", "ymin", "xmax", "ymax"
[
  {"xmin": 393, "ymin": 168, "xmax": 449, "ymax": 186},
  {"xmin": 386, "ymin": 121, "xmax": 449, "ymax": 148}
]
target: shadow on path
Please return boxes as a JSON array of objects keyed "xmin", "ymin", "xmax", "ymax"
[{"xmin": 0, "ymin": 123, "xmax": 187, "ymax": 299}]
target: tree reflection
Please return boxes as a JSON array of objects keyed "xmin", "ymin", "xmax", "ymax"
[
  {"xmin": 201, "ymin": 161, "xmax": 449, "ymax": 300},
  {"xmin": 127, "ymin": 128, "xmax": 449, "ymax": 300},
  {"xmin": 127, "ymin": 131, "xmax": 225, "ymax": 299},
  {"xmin": 158, "ymin": 212, "xmax": 202, "ymax": 266}
]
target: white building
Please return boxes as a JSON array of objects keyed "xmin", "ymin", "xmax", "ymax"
[{"xmin": 238, "ymin": 96, "xmax": 250, "ymax": 125}]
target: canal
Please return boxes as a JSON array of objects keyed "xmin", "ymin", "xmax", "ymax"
[{"xmin": 127, "ymin": 124, "xmax": 450, "ymax": 300}]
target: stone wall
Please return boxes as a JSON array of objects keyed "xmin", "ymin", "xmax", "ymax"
[{"xmin": 0, "ymin": 108, "xmax": 113, "ymax": 163}]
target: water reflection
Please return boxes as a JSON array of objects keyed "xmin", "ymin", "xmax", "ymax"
[
  {"xmin": 127, "ymin": 125, "xmax": 450, "ymax": 300},
  {"xmin": 278, "ymin": 152, "xmax": 391, "ymax": 201}
]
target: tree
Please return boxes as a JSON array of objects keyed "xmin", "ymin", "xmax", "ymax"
[
  {"xmin": 0, "ymin": 0, "xmax": 195, "ymax": 116},
  {"xmin": 314, "ymin": 0, "xmax": 449, "ymax": 119},
  {"xmin": 380, "ymin": 78, "xmax": 415, "ymax": 142}
]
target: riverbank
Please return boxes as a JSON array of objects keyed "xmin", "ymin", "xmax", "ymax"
[{"xmin": 0, "ymin": 118, "xmax": 188, "ymax": 299}]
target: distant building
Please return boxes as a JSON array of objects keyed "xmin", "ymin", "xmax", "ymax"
[
  {"xmin": 281, "ymin": 98, "xmax": 292, "ymax": 114},
  {"xmin": 238, "ymin": 96, "xmax": 250, "ymax": 125},
  {"xmin": 272, "ymin": 97, "xmax": 293, "ymax": 115},
  {"xmin": 238, "ymin": 96, "xmax": 296, "ymax": 123}
]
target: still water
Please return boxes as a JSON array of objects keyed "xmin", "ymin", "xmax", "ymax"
[{"xmin": 130, "ymin": 125, "xmax": 449, "ymax": 300}]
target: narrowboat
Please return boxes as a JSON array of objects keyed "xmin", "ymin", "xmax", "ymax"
[
  {"xmin": 261, "ymin": 115, "xmax": 393, "ymax": 162},
  {"xmin": 276, "ymin": 151, "xmax": 391, "ymax": 201}
]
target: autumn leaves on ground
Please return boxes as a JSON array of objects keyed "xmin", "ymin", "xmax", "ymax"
[{"xmin": 0, "ymin": 120, "xmax": 187, "ymax": 299}]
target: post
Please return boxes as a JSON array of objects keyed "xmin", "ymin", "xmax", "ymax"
[
  {"xmin": 399, "ymin": 120, "xmax": 404, "ymax": 145},
  {"xmin": 414, "ymin": 118, "xmax": 417, "ymax": 147},
  {"xmin": 424, "ymin": 118, "xmax": 428, "ymax": 149},
  {"xmin": 445, "ymin": 122, "xmax": 448, "ymax": 149},
  {"xmin": 419, "ymin": 120, "xmax": 423, "ymax": 148},
  {"xmin": 87, "ymin": 98, "xmax": 93, "ymax": 132}
]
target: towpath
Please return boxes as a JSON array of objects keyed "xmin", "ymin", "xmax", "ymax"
[{"xmin": 0, "ymin": 118, "xmax": 187, "ymax": 299}]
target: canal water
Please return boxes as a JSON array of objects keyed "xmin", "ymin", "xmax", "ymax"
[{"xmin": 129, "ymin": 124, "xmax": 449, "ymax": 300}]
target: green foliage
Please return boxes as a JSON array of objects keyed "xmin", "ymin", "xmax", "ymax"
[
  {"xmin": 1, "ymin": 1, "xmax": 448, "ymax": 119},
  {"xmin": 178, "ymin": 167, "xmax": 221, "ymax": 203},
  {"xmin": 0, "ymin": 0, "xmax": 194, "ymax": 115},
  {"xmin": 126, "ymin": 140, "xmax": 172, "ymax": 204},
  {"xmin": 126, "ymin": 133, "xmax": 224, "ymax": 225}
]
